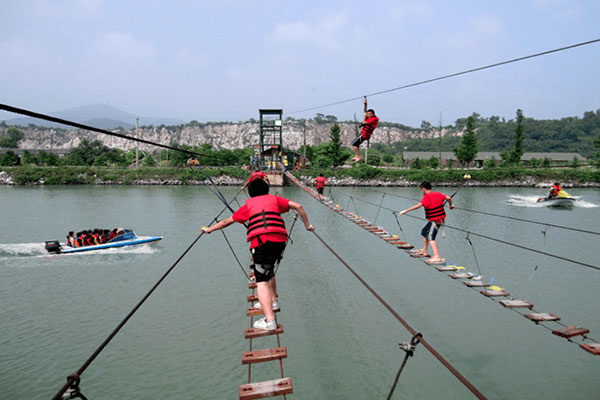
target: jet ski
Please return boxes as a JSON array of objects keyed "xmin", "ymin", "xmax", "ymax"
[
  {"xmin": 45, "ymin": 229, "xmax": 162, "ymax": 254},
  {"xmin": 536, "ymin": 189, "xmax": 578, "ymax": 207}
]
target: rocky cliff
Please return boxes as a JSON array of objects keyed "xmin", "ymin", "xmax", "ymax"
[{"xmin": 4, "ymin": 122, "xmax": 453, "ymax": 153}]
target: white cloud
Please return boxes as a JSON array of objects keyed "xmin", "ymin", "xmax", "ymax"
[
  {"xmin": 269, "ymin": 10, "xmax": 352, "ymax": 50},
  {"xmin": 90, "ymin": 31, "xmax": 156, "ymax": 61},
  {"xmin": 388, "ymin": 1, "xmax": 433, "ymax": 23}
]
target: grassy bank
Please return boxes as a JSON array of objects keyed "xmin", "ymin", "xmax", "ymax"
[
  {"xmin": 1, "ymin": 165, "xmax": 599, "ymax": 185},
  {"xmin": 296, "ymin": 164, "xmax": 600, "ymax": 184},
  {"xmin": 0, "ymin": 166, "xmax": 250, "ymax": 185}
]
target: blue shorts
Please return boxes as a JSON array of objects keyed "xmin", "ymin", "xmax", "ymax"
[{"xmin": 421, "ymin": 221, "xmax": 441, "ymax": 241}]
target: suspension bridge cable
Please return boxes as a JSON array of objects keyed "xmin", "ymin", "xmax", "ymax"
[
  {"xmin": 373, "ymin": 189, "xmax": 600, "ymax": 237},
  {"xmin": 344, "ymin": 194, "xmax": 600, "ymax": 272},
  {"xmin": 289, "ymin": 37, "xmax": 600, "ymax": 114},
  {"xmin": 310, "ymin": 230, "xmax": 486, "ymax": 399},
  {"xmin": 51, "ymin": 191, "xmax": 245, "ymax": 400},
  {"xmin": 0, "ymin": 104, "xmax": 226, "ymax": 162}
]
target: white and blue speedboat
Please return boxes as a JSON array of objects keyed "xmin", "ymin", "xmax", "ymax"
[{"xmin": 45, "ymin": 229, "xmax": 162, "ymax": 254}]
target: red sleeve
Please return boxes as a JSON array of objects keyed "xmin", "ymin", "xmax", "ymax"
[
  {"xmin": 276, "ymin": 196, "xmax": 290, "ymax": 213},
  {"xmin": 420, "ymin": 194, "xmax": 430, "ymax": 208},
  {"xmin": 232, "ymin": 205, "xmax": 250, "ymax": 224}
]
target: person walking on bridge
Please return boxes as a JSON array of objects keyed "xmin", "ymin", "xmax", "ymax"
[
  {"xmin": 203, "ymin": 178, "xmax": 314, "ymax": 330},
  {"xmin": 398, "ymin": 181, "xmax": 454, "ymax": 264},
  {"xmin": 315, "ymin": 173, "xmax": 327, "ymax": 200}
]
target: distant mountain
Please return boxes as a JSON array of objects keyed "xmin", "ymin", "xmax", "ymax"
[{"xmin": 0, "ymin": 104, "xmax": 185, "ymax": 129}]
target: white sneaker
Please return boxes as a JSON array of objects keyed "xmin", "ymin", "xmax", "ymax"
[
  {"xmin": 253, "ymin": 317, "xmax": 276, "ymax": 331},
  {"xmin": 253, "ymin": 301, "xmax": 280, "ymax": 311}
]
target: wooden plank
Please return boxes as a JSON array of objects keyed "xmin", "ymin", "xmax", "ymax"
[
  {"xmin": 247, "ymin": 294, "xmax": 258, "ymax": 302},
  {"xmin": 450, "ymin": 273, "xmax": 474, "ymax": 279},
  {"xmin": 247, "ymin": 307, "xmax": 281, "ymax": 317},
  {"xmin": 248, "ymin": 282, "xmax": 257, "ymax": 289},
  {"xmin": 397, "ymin": 244, "xmax": 414, "ymax": 249},
  {"xmin": 436, "ymin": 266, "xmax": 457, "ymax": 271},
  {"xmin": 525, "ymin": 312, "xmax": 560, "ymax": 324},
  {"xmin": 499, "ymin": 300, "xmax": 533, "ymax": 309},
  {"xmin": 552, "ymin": 326, "xmax": 590, "ymax": 339},
  {"xmin": 389, "ymin": 240, "xmax": 407, "ymax": 245},
  {"xmin": 463, "ymin": 281, "xmax": 490, "ymax": 287},
  {"xmin": 245, "ymin": 324, "xmax": 284, "ymax": 339},
  {"xmin": 579, "ymin": 343, "xmax": 600, "ymax": 356},
  {"xmin": 481, "ymin": 289, "xmax": 510, "ymax": 297},
  {"xmin": 242, "ymin": 347, "xmax": 287, "ymax": 364},
  {"xmin": 239, "ymin": 377, "xmax": 293, "ymax": 400}
]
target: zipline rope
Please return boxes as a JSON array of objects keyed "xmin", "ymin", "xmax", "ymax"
[
  {"xmin": 310, "ymin": 230, "xmax": 486, "ymax": 399},
  {"xmin": 51, "ymin": 189, "xmax": 246, "ymax": 400},
  {"xmin": 289, "ymin": 37, "xmax": 600, "ymax": 114},
  {"xmin": 344, "ymin": 194, "xmax": 600, "ymax": 272},
  {"xmin": 0, "ymin": 104, "xmax": 227, "ymax": 162},
  {"xmin": 373, "ymin": 189, "xmax": 600, "ymax": 237}
]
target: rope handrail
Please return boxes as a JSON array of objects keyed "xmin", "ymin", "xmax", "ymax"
[
  {"xmin": 310, "ymin": 230, "xmax": 486, "ymax": 399},
  {"xmin": 345, "ymin": 194, "xmax": 600, "ymax": 272},
  {"xmin": 0, "ymin": 104, "xmax": 227, "ymax": 162},
  {"xmin": 51, "ymin": 189, "xmax": 245, "ymax": 400},
  {"xmin": 372, "ymin": 189, "xmax": 600, "ymax": 237}
]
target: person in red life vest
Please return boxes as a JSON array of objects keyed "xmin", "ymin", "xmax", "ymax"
[
  {"xmin": 398, "ymin": 181, "xmax": 454, "ymax": 264},
  {"xmin": 242, "ymin": 168, "xmax": 270, "ymax": 189},
  {"xmin": 315, "ymin": 173, "xmax": 327, "ymax": 200},
  {"xmin": 548, "ymin": 182, "xmax": 562, "ymax": 198},
  {"xmin": 202, "ymin": 178, "xmax": 314, "ymax": 331},
  {"xmin": 351, "ymin": 103, "xmax": 379, "ymax": 162}
]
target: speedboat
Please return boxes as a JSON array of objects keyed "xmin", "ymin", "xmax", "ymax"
[{"xmin": 45, "ymin": 229, "xmax": 162, "ymax": 254}]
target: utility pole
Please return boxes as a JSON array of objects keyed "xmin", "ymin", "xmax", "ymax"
[
  {"xmin": 303, "ymin": 121, "xmax": 307, "ymax": 166},
  {"xmin": 135, "ymin": 118, "xmax": 139, "ymax": 169},
  {"xmin": 439, "ymin": 111, "xmax": 442, "ymax": 168}
]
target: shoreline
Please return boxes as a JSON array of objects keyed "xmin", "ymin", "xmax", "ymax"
[{"xmin": 1, "ymin": 164, "xmax": 600, "ymax": 187}]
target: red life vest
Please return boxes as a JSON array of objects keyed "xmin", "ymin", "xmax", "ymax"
[
  {"xmin": 245, "ymin": 195, "xmax": 288, "ymax": 242},
  {"xmin": 361, "ymin": 116, "xmax": 379, "ymax": 139},
  {"xmin": 316, "ymin": 176, "xmax": 326, "ymax": 189},
  {"xmin": 422, "ymin": 192, "xmax": 447, "ymax": 222}
]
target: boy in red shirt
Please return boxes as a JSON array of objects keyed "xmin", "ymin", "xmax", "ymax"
[
  {"xmin": 203, "ymin": 179, "xmax": 314, "ymax": 330},
  {"xmin": 398, "ymin": 181, "xmax": 454, "ymax": 264},
  {"xmin": 315, "ymin": 173, "xmax": 327, "ymax": 200}
]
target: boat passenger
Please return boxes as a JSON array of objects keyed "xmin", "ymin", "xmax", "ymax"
[
  {"xmin": 66, "ymin": 232, "xmax": 76, "ymax": 247},
  {"xmin": 398, "ymin": 181, "xmax": 454, "ymax": 265},
  {"xmin": 109, "ymin": 229, "xmax": 117, "ymax": 240},
  {"xmin": 202, "ymin": 178, "xmax": 314, "ymax": 331},
  {"xmin": 548, "ymin": 182, "xmax": 562, "ymax": 199}
]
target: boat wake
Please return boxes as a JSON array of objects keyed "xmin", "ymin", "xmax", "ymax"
[
  {"xmin": 0, "ymin": 242, "xmax": 159, "ymax": 260},
  {"xmin": 507, "ymin": 195, "xmax": 598, "ymax": 208}
]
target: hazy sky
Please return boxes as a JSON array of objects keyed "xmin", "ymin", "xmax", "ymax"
[{"xmin": 1, "ymin": 0, "xmax": 599, "ymax": 126}]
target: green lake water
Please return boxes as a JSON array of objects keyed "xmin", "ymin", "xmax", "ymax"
[{"xmin": 0, "ymin": 185, "xmax": 599, "ymax": 399}]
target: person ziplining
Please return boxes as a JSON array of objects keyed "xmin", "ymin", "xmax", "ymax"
[{"xmin": 351, "ymin": 97, "xmax": 379, "ymax": 162}]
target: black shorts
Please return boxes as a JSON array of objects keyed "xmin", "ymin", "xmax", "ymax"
[
  {"xmin": 351, "ymin": 134, "xmax": 368, "ymax": 147},
  {"xmin": 251, "ymin": 241, "xmax": 287, "ymax": 282},
  {"xmin": 421, "ymin": 221, "xmax": 441, "ymax": 241},
  {"xmin": 317, "ymin": 187, "xmax": 324, "ymax": 194}
]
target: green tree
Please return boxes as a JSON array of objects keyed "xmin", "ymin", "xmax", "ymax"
[
  {"xmin": 428, "ymin": 155, "xmax": 440, "ymax": 169},
  {"xmin": 0, "ymin": 150, "xmax": 19, "ymax": 166},
  {"xmin": 411, "ymin": 157, "xmax": 424, "ymax": 169},
  {"xmin": 38, "ymin": 150, "xmax": 59, "ymax": 166},
  {"xmin": 453, "ymin": 115, "xmax": 478, "ymax": 168},
  {"xmin": 328, "ymin": 123, "xmax": 345, "ymax": 166},
  {"xmin": 21, "ymin": 150, "xmax": 38, "ymax": 165},
  {"xmin": 0, "ymin": 127, "xmax": 24, "ymax": 148},
  {"xmin": 508, "ymin": 109, "xmax": 525, "ymax": 164}
]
